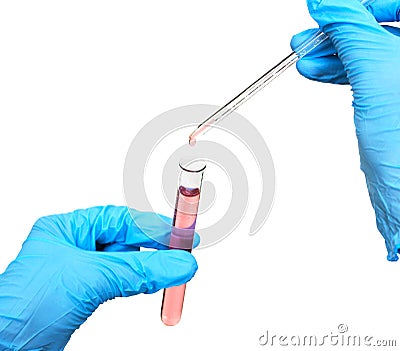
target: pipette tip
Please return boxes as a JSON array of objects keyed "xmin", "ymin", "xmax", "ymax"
[{"xmin": 188, "ymin": 135, "xmax": 196, "ymax": 147}]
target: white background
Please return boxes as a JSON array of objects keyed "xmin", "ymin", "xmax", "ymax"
[{"xmin": 1, "ymin": 0, "xmax": 399, "ymax": 350}]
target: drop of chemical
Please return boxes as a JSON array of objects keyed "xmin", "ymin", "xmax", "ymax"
[{"xmin": 189, "ymin": 137, "xmax": 196, "ymax": 147}]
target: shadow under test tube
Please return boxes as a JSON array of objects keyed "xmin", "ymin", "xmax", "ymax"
[{"xmin": 161, "ymin": 159, "xmax": 206, "ymax": 326}]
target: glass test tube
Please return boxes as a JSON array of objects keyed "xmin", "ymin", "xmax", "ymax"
[{"xmin": 161, "ymin": 158, "xmax": 206, "ymax": 326}]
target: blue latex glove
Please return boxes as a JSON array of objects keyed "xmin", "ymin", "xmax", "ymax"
[
  {"xmin": 0, "ymin": 206, "xmax": 199, "ymax": 350},
  {"xmin": 291, "ymin": 0, "xmax": 400, "ymax": 261}
]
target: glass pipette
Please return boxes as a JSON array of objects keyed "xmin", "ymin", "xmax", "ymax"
[{"xmin": 188, "ymin": 0, "xmax": 370, "ymax": 145}]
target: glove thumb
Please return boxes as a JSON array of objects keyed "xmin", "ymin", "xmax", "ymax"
[
  {"xmin": 307, "ymin": 0, "xmax": 379, "ymax": 31},
  {"xmin": 90, "ymin": 250, "xmax": 198, "ymax": 302},
  {"xmin": 306, "ymin": 0, "xmax": 398, "ymax": 92},
  {"xmin": 307, "ymin": 0, "xmax": 394, "ymax": 53}
]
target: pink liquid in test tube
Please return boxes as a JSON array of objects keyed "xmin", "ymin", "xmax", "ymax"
[{"xmin": 161, "ymin": 159, "xmax": 205, "ymax": 326}]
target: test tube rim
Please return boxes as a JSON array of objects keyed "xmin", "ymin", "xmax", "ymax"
[{"xmin": 179, "ymin": 158, "xmax": 206, "ymax": 173}]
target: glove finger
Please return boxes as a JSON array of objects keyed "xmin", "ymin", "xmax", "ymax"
[
  {"xmin": 290, "ymin": 28, "xmax": 336, "ymax": 58},
  {"xmin": 99, "ymin": 232, "xmax": 201, "ymax": 252},
  {"xmin": 31, "ymin": 206, "xmax": 131, "ymax": 249},
  {"xmin": 365, "ymin": 0, "xmax": 400, "ymax": 22},
  {"xmin": 127, "ymin": 208, "xmax": 201, "ymax": 250},
  {"xmin": 92, "ymin": 250, "xmax": 198, "ymax": 300},
  {"xmin": 291, "ymin": 28, "xmax": 347, "ymax": 84},
  {"xmin": 296, "ymin": 56, "xmax": 349, "ymax": 84},
  {"xmin": 32, "ymin": 206, "xmax": 201, "ymax": 251}
]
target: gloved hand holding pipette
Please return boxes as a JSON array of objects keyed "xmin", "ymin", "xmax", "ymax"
[
  {"xmin": 0, "ymin": 206, "xmax": 199, "ymax": 350},
  {"xmin": 291, "ymin": 0, "xmax": 400, "ymax": 261}
]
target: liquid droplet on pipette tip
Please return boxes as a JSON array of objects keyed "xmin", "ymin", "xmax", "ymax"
[{"xmin": 189, "ymin": 136, "xmax": 196, "ymax": 147}]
